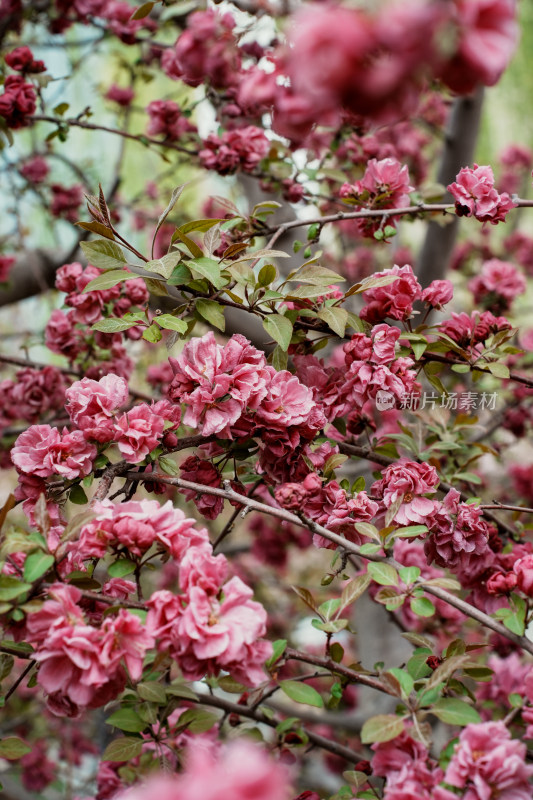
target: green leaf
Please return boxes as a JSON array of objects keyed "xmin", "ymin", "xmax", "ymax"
[
  {"xmin": 92, "ymin": 318, "xmax": 138, "ymax": 333},
  {"xmin": 398, "ymin": 566, "xmax": 421, "ymax": 585},
  {"xmin": 195, "ymin": 299, "xmax": 226, "ymax": 332},
  {"xmin": 230, "ymin": 248, "xmax": 289, "ymax": 266},
  {"xmin": 361, "ymin": 714, "xmax": 405, "ymax": 744},
  {"xmin": 83, "ymin": 270, "xmax": 139, "ymax": 293},
  {"xmin": 0, "ymin": 576, "xmax": 32, "ymax": 601},
  {"xmin": 173, "ymin": 227, "xmax": 203, "ymax": 258},
  {"xmin": 158, "ymin": 455, "xmax": 179, "ymax": 476},
  {"xmin": 156, "ymin": 314, "xmax": 188, "ymax": 334},
  {"xmin": 451, "ymin": 363, "xmax": 470, "ymax": 374},
  {"xmin": 263, "ymin": 314, "xmax": 293, "ymax": 351},
  {"xmin": 354, "ymin": 522, "xmax": 380, "ymax": 542},
  {"xmin": 106, "ymin": 708, "xmax": 146, "ymax": 733},
  {"xmin": 108, "ymin": 559, "xmax": 136, "ymax": 578},
  {"xmin": 176, "ymin": 708, "xmax": 219, "ymax": 733},
  {"xmin": 359, "ymin": 543, "xmax": 382, "ymax": 556},
  {"xmin": 431, "ymin": 698, "xmax": 481, "ymax": 726},
  {"xmin": 288, "ymin": 264, "xmax": 345, "ymax": 285},
  {"xmin": 317, "ymin": 307, "xmax": 348, "ymax": 337},
  {"xmin": 144, "ymin": 253, "xmax": 181, "ymax": 280},
  {"xmin": 76, "ymin": 221, "xmax": 115, "ymax": 240},
  {"xmin": 142, "ymin": 323, "xmax": 162, "ymax": 343},
  {"xmin": 137, "ymin": 682, "xmax": 167, "ymax": 705},
  {"xmin": 0, "ymin": 737, "xmax": 31, "ymax": 760},
  {"xmin": 387, "ymin": 668, "xmax": 414, "ymax": 698},
  {"xmin": 180, "ymin": 218, "xmax": 223, "ymax": 235},
  {"xmin": 367, "ymin": 563, "xmax": 399, "ymax": 587},
  {"xmin": 188, "ymin": 257, "xmax": 227, "ymax": 289},
  {"xmin": 271, "ymin": 345, "xmax": 288, "ymax": 372},
  {"xmin": 80, "ymin": 240, "xmax": 127, "ymax": 271},
  {"xmin": 318, "ymin": 598, "xmax": 342, "ymax": 620},
  {"xmin": 486, "ymin": 362, "xmax": 510, "ymax": 379},
  {"xmin": 258, "ymin": 263, "xmax": 277, "ymax": 286},
  {"xmin": 69, "ymin": 484, "xmax": 88, "ymax": 505},
  {"xmin": 102, "ymin": 737, "xmax": 143, "ymax": 762},
  {"xmin": 280, "ymin": 680, "xmax": 324, "ymax": 708},
  {"xmin": 393, "ymin": 525, "xmax": 429, "ymax": 538},
  {"xmin": 411, "ymin": 597, "xmax": 436, "ymax": 617},
  {"xmin": 23, "ymin": 552, "xmax": 54, "ymax": 583},
  {"xmin": 266, "ymin": 639, "xmax": 287, "ymax": 669}
]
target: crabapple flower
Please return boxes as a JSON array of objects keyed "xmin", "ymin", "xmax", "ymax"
[
  {"xmin": 0, "ymin": 74, "xmax": 36, "ymax": 128},
  {"xmin": 360, "ymin": 264, "xmax": 422, "ymax": 323},
  {"xmin": 199, "ymin": 126, "xmax": 269, "ymax": 175},
  {"xmin": 146, "ymin": 99, "xmax": 196, "ymax": 140},
  {"xmin": 448, "ymin": 164, "xmax": 516, "ymax": 224},
  {"xmin": 65, "ymin": 373, "xmax": 128, "ymax": 442},
  {"xmin": 445, "ymin": 721, "xmax": 533, "ymax": 799},
  {"xmin": 421, "ymin": 279, "xmax": 454, "ymax": 309},
  {"xmin": 371, "ymin": 459, "xmax": 439, "ymax": 525},
  {"xmin": 114, "ymin": 404, "xmax": 165, "ymax": 463},
  {"xmin": 77, "ymin": 499, "xmax": 208, "ymax": 560},
  {"xmin": 120, "ymin": 740, "xmax": 292, "ymax": 800},
  {"xmin": 469, "ymin": 258, "xmax": 526, "ymax": 310},
  {"xmin": 340, "ymin": 157, "xmax": 414, "ymax": 236},
  {"xmin": 513, "ymin": 554, "xmax": 533, "ymax": 596},
  {"xmin": 179, "ymin": 456, "xmax": 224, "ymax": 520},
  {"xmin": 424, "ymin": 490, "xmax": 491, "ymax": 572},
  {"xmin": 11, "ymin": 425, "xmax": 96, "ymax": 479}
]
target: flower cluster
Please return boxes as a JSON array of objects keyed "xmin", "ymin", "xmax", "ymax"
[
  {"xmin": 0, "ymin": 74, "xmax": 37, "ymax": 128},
  {"xmin": 27, "ymin": 584, "xmax": 154, "ymax": 717},
  {"xmin": 199, "ymin": 126, "xmax": 269, "ymax": 175},
  {"xmin": 448, "ymin": 164, "xmax": 516, "ymax": 224},
  {"xmin": 0, "ymin": 366, "xmax": 66, "ymax": 432},
  {"xmin": 371, "ymin": 459, "xmax": 440, "ymax": 526},
  {"xmin": 146, "ymin": 100, "xmax": 196, "ymax": 141},
  {"xmin": 469, "ymin": 258, "xmax": 526, "ymax": 312}
]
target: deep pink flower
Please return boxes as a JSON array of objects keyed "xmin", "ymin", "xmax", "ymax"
[
  {"xmin": 445, "ymin": 721, "xmax": 533, "ymax": 799},
  {"xmin": 44, "ymin": 309, "xmax": 81, "ymax": 358},
  {"xmin": 199, "ymin": 127, "xmax": 269, "ymax": 175},
  {"xmin": 448, "ymin": 164, "xmax": 516, "ymax": 224},
  {"xmin": 50, "ymin": 184, "xmax": 84, "ymax": 223},
  {"xmin": 0, "ymin": 74, "xmax": 36, "ymax": 128},
  {"xmin": 421, "ymin": 279, "xmax": 454, "ymax": 309},
  {"xmin": 146, "ymin": 99, "xmax": 196, "ymax": 140},
  {"xmin": 0, "ymin": 254, "xmax": 15, "ymax": 282},
  {"xmin": 360, "ymin": 264, "xmax": 422, "ymax": 323},
  {"xmin": 424, "ymin": 491, "xmax": 491, "ymax": 572},
  {"xmin": 179, "ymin": 456, "xmax": 224, "ymax": 520},
  {"xmin": 65, "ymin": 373, "xmax": 128, "ymax": 442},
  {"xmin": 105, "ymin": 84, "xmax": 134, "ymax": 106},
  {"xmin": 5, "ymin": 45, "xmax": 45, "ymax": 73},
  {"xmin": 371, "ymin": 459, "xmax": 439, "ymax": 526},
  {"xmin": 2, "ymin": 366, "xmax": 66, "ymax": 423},
  {"xmin": 19, "ymin": 155, "xmax": 49, "ymax": 183},
  {"xmin": 440, "ymin": 0, "xmax": 519, "ymax": 94},
  {"xmin": 20, "ymin": 741, "xmax": 56, "ymax": 792}
]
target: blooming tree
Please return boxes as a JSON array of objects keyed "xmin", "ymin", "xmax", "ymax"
[{"xmin": 1, "ymin": 1, "xmax": 533, "ymax": 799}]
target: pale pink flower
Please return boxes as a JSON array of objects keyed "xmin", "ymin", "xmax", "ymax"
[
  {"xmin": 513, "ymin": 554, "xmax": 533, "ymax": 596},
  {"xmin": 120, "ymin": 740, "xmax": 292, "ymax": 800},
  {"xmin": 445, "ymin": 721, "xmax": 533, "ymax": 799},
  {"xmin": 372, "ymin": 459, "xmax": 439, "ymax": 526},
  {"xmin": 421, "ymin": 279, "xmax": 454, "ymax": 309},
  {"xmin": 11, "ymin": 424, "xmax": 96, "ymax": 479},
  {"xmin": 469, "ymin": 258, "xmax": 526, "ymax": 309},
  {"xmin": 255, "ymin": 370, "xmax": 316, "ymax": 428}
]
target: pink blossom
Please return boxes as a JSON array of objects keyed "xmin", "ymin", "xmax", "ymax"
[
  {"xmin": 50, "ymin": 183, "xmax": 84, "ymax": 223},
  {"xmin": 360, "ymin": 264, "xmax": 422, "ymax": 323},
  {"xmin": 0, "ymin": 74, "xmax": 36, "ymax": 128},
  {"xmin": 440, "ymin": 310, "xmax": 512, "ymax": 352},
  {"xmin": 178, "ymin": 543, "xmax": 228, "ymax": 596},
  {"xmin": 114, "ymin": 403, "xmax": 165, "ymax": 462},
  {"xmin": 1, "ymin": 366, "xmax": 66, "ymax": 423},
  {"xmin": 146, "ymin": 99, "xmax": 196, "ymax": 141},
  {"xmin": 513, "ymin": 554, "xmax": 533, "ymax": 596},
  {"xmin": 66, "ymin": 373, "xmax": 128, "ymax": 442},
  {"xmin": 424, "ymin": 491, "xmax": 492, "ymax": 572},
  {"xmin": 20, "ymin": 741, "xmax": 56, "ymax": 792},
  {"xmin": 120, "ymin": 740, "xmax": 292, "ymax": 800},
  {"xmin": 45, "ymin": 310, "xmax": 81, "ymax": 359},
  {"xmin": 448, "ymin": 164, "xmax": 516, "ymax": 224},
  {"xmin": 469, "ymin": 259, "xmax": 526, "ymax": 309},
  {"xmin": 440, "ymin": 0, "xmax": 519, "ymax": 94},
  {"xmin": 421, "ymin": 279, "xmax": 454, "ymax": 309},
  {"xmin": 199, "ymin": 127, "xmax": 269, "ymax": 175},
  {"xmin": 179, "ymin": 456, "xmax": 224, "ymax": 520},
  {"xmin": 344, "ymin": 157, "xmax": 414, "ymax": 209},
  {"xmin": 11, "ymin": 424, "xmax": 96, "ymax": 479},
  {"xmin": 0, "ymin": 254, "xmax": 15, "ymax": 282},
  {"xmin": 78, "ymin": 499, "xmax": 208, "ymax": 560},
  {"xmin": 161, "ymin": 9, "xmax": 240, "ymax": 89},
  {"xmin": 371, "ymin": 460, "xmax": 439, "ymax": 526},
  {"xmin": 105, "ymin": 84, "xmax": 134, "ymax": 106},
  {"xmin": 5, "ymin": 45, "xmax": 45, "ymax": 73},
  {"xmin": 445, "ymin": 721, "xmax": 533, "ymax": 799},
  {"xmin": 105, "ymin": 0, "xmax": 156, "ymax": 44},
  {"xmin": 255, "ymin": 370, "xmax": 316, "ymax": 428},
  {"xmin": 19, "ymin": 155, "xmax": 49, "ymax": 183}
]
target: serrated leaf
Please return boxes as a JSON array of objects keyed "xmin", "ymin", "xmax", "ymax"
[
  {"xmin": 387, "ymin": 668, "xmax": 414, "ymax": 698},
  {"xmin": 280, "ymin": 680, "xmax": 324, "ymax": 708},
  {"xmin": 402, "ymin": 632, "xmax": 434, "ymax": 649},
  {"xmin": 288, "ymin": 264, "xmax": 345, "ymax": 285},
  {"xmin": 137, "ymin": 682, "xmax": 167, "ymax": 704},
  {"xmin": 486, "ymin": 362, "xmax": 510, "ymax": 379},
  {"xmin": 367, "ymin": 563, "xmax": 399, "ymax": 587},
  {"xmin": 195, "ymin": 299, "xmax": 225, "ymax": 331},
  {"xmin": 145, "ymin": 253, "xmax": 181, "ymax": 279},
  {"xmin": 84, "ymin": 270, "xmax": 140, "ymax": 293},
  {"xmin": 318, "ymin": 597, "xmax": 342, "ymax": 620},
  {"xmin": 23, "ymin": 552, "xmax": 54, "ymax": 582},
  {"xmin": 398, "ymin": 566, "xmax": 421, "ymax": 585},
  {"xmin": 106, "ymin": 708, "xmax": 146, "ymax": 733},
  {"xmin": 180, "ymin": 218, "xmax": 223, "ymax": 235},
  {"xmin": 263, "ymin": 314, "xmax": 293, "ymax": 351},
  {"xmin": 158, "ymin": 455, "xmax": 179, "ymax": 476},
  {"xmin": 143, "ymin": 323, "xmax": 162, "ymax": 343},
  {"xmin": 102, "ymin": 737, "xmax": 143, "ymax": 762},
  {"xmin": 358, "ymin": 274, "xmax": 400, "ymax": 293},
  {"xmin": 80, "ymin": 239, "xmax": 127, "ymax": 271},
  {"xmin": 423, "ymin": 577, "xmax": 461, "ymax": 591},
  {"xmin": 0, "ymin": 737, "xmax": 31, "ymax": 760},
  {"xmin": 108, "ymin": 559, "xmax": 136, "ymax": 578},
  {"xmin": 393, "ymin": 525, "xmax": 429, "ymax": 538},
  {"xmin": 156, "ymin": 314, "xmax": 188, "ymax": 333},
  {"xmin": 152, "ymin": 185, "xmax": 186, "ymax": 258},
  {"xmin": 431, "ymin": 698, "xmax": 481, "ymax": 726},
  {"xmin": 318, "ymin": 307, "xmax": 347, "ymax": 337},
  {"xmin": 361, "ymin": 714, "xmax": 405, "ymax": 744}
]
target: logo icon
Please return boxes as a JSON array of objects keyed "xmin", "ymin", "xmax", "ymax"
[{"xmin": 375, "ymin": 390, "xmax": 395, "ymax": 411}]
